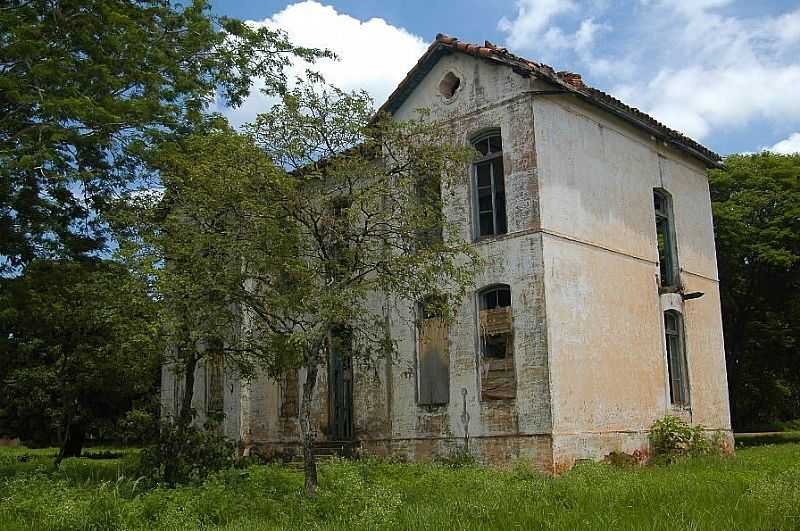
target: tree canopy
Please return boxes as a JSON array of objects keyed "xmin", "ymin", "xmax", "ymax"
[
  {"xmin": 709, "ymin": 152, "xmax": 800, "ymax": 430},
  {"xmin": 0, "ymin": 0, "xmax": 327, "ymax": 270},
  {"xmin": 0, "ymin": 259, "xmax": 161, "ymax": 460}
]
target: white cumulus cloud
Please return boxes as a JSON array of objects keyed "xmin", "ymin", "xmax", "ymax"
[
  {"xmin": 769, "ymin": 133, "xmax": 800, "ymax": 154},
  {"xmin": 222, "ymin": 1, "xmax": 428, "ymax": 128},
  {"xmin": 498, "ymin": 0, "xmax": 577, "ymax": 50},
  {"xmin": 497, "ymin": 1, "xmax": 800, "ymax": 147}
]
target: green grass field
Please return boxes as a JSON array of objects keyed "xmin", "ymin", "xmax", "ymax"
[{"xmin": 1, "ymin": 437, "xmax": 799, "ymax": 530}]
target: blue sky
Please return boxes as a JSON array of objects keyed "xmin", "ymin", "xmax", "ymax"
[{"xmin": 209, "ymin": 0, "xmax": 800, "ymax": 156}]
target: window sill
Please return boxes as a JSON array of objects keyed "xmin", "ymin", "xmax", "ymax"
[
  {"xmin": 417, "ymin": 403, "xmax": 448, "ymax": 411},
  {"xmin": 658, "ymin": 286, "xmax": 682, "ymax": 295},
  {"xmin": 473, "ymin": 232, "xmax": 512, "ymax": 245}
]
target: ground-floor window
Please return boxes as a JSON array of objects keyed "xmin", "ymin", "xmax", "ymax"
[
  {"xmin": 664, "ymin": 310, "xmax": 690, "ymax": 406},
  {"xmin": 478, "ymin": 285, "xmax": 515, "ymax": 400}
]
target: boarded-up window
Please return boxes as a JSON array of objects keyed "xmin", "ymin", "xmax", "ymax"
[
  {"xmin": 417, "ymin": 298, "xmax": 450, "ymax": 406},
  {"xmin": 280, "ymin": 370, "xmax": 299, "ymax": 418},
  {"xmin": 479, "ymin": 286, "xmax": 515, "ymax": 400}
]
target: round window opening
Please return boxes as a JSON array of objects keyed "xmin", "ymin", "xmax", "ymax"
[{"xmin": 438, "ymin": 72, "xmax": 461, "ymax": 99}]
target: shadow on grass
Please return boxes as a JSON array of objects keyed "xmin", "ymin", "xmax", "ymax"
[
  {"xmin": 735, "ymin": 432, "xmax": 800, "ymax": 448},
  {"xmin": 82, "ymin": 450, "xmax": 126, "ymax": 460}
]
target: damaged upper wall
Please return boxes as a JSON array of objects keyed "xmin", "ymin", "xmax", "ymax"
[{"xmin": 392, "ymin": 51, "xmax": 540, "ymax": 238}]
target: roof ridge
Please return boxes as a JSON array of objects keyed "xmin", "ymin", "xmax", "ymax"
[{"xmin": 380, "ymin": 33, "xmax": 721, "ymax": 167}]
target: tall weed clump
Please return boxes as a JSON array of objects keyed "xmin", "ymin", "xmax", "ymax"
[
  {"xmin": 138, "ymin": 423, "xmax": 235, "ymax": 486},
  {"xmin": 649, "ymin": 415, "xmax": 717, "ymax": 461}
]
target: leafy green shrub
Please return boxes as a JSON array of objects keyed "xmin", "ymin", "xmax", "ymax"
[
  {"xmin": 649, "ymin": 415, "xmax": 713, "ymax": 460},
  {"xmin": 138, "ymin": 423, "xmax": 235, "ymax": 486}
]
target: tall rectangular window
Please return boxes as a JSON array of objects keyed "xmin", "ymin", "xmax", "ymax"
[
  {"xmin": 473, "ymin": 131, "xmax": 507, "ymax": 238},
  {"xmin": 417, "ymin": 296, "xmax": 449, "ymax": 406},
  {"xmin": 479, "ymin": 285, "xmax": 515, "ymax": 400},
  {"xmin": 415, "ymin": 174, "xmax": 443, "ymax": 245},
  {"xmin": 664, "ymin": 310, "xmax": 689, "ymax": 406},
  {"xmin": 654, "ymin": 190, "xmax": 679, "ymax": 288}
]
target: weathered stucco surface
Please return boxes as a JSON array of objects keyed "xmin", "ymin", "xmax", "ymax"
[
  {"xmin": 534, "ymin": 94, "xmax": 731, "ymax": 466},
  {"xmin": 161, "ymin": 49, "xmax": 731, "ymax": 471}
]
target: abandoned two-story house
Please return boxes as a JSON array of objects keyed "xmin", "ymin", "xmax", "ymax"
[{"xmin": 162, "ymin": 34, "xmax": 732, "ymax": 471}]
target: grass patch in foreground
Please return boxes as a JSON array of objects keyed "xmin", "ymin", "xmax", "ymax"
[{"xmin": 1, "ymin": 443, "xmax": 799, "ymax": 530}]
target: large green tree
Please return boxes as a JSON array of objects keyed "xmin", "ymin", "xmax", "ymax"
[
  {"xmin": 0, "ymin": 0, "xmax": 326, "ymax": 270},
  {"xmin": 709, "ymin": 152, "xmax": 800, "ymax": 430},
  {"xmin": 0, "ymin": 259, "xmax": 161, "ymax": 461}
]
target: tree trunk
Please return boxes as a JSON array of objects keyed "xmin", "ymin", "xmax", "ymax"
[
  {"xmin": 300, "ymin": 361, "xmax": 320, "ymax": 497},
  {"xmin": 178, "ymin": 351, "xmax": 199, "ymax": 430},
  {"xmin": 55, "ymin": 422, "xmax": 85, "ymax": 465}
]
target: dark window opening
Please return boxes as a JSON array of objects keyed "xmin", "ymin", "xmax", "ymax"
[
  {"xmin": 473, "ymin": 132, "xmax": 507, "ymax": 238},
  {"xmin": 415, "ymin": 174, "xmax": 444, "ymax": 245},
  {"xmin": 664, "ymin": 310, "xmax": 689, "ymax": 406},
  {"xmin": 206, "ymin": 353, "xmax": 224, "ymax": 428},
  {"xmin": 328, "ymin": 325, "xmax": 354, "ymax": 440},
  {"xmin": 280, "ymin": 370, "xmax": 299, "ymax": 418},
  {"xmin": 654, "ymin": 189, "xmax": 678, "ymax": 288},
  {"xmin": 478, "ymin": 285, "xmax": 515, "ymax": 400}
]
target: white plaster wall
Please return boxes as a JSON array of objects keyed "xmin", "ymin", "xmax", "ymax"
[{"xmin": 533, "ymin": 94, "xmax": 731, "ymax": 457}]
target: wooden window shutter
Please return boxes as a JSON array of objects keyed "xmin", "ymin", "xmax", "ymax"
[{"xmin": 418, "ymin": 317, "xmax": 450, "ymax": 405}]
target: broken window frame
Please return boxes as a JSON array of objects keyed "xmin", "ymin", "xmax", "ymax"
[
  {"xmin": 472, "ymin": 130, "xmax": 507, "ymax": 239},
  {"xmin": 478, "ymin": 284, "xmax": 515, "ymax": 400},
  {"xmin": 416, "ymin": 295, "xmax": 450, "ymax": 406},
  {"xmin": 654, "ymin": 189, "xmax": 679, "ymax": 289},
  {"xmin": 664, "ymin": 310, "xmax": 690, "ymax": 407}
]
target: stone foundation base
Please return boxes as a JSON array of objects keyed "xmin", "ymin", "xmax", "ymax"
[{"xmin": 243, "ymin": 429, "xmax": 734, "ymax": 472}]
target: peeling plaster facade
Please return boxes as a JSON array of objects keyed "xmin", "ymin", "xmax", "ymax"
[{"xmin": 162, "ymin": 40, "xmax": 732, "ymax": 472}]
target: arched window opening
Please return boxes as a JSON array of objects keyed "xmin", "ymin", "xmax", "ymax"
[
  {"xmin": 473, "ymin": 131, "xmax": 507, "ymax": 238},
  {"xmin": 654, "ymin": 189, "xmax": 679, "ymax": 288},
  {"xmin": 478, "ymin": 285, "xmax": 515, "ymax": 400},
  {"xmin": 664, "ymin": 310, "xmax": 689, "ymax": 406}
]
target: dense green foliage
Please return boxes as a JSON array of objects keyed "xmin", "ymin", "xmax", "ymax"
[
  {"xmin": 1, "ymin": 441, "xmax": 799, "ymax": 530},
  {"xmin": 138, "ymin": 423, "xmax": 235, "ymax": 486},
  {"xmin": 1, "ymin": 0, "xmax": 325, "ymax": 469},
  {"xmin": 0, "ymin": 260, "xmax": 160, "ymax": 458},
  {"xmin": 709, "ymin": 152, "xmax": 800, "ymax": 430},
  {"xmin": 0, "ymin": 0, "xmax": 325, "ymax": 269}
]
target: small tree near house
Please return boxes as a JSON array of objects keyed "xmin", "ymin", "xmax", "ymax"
[{"xmin": 238, "ymin": 82, "xmax": 480, "ymax": 496}]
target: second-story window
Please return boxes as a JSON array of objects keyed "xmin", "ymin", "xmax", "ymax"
[
  {"xmin": 654, "ymin": 189, "xmax": 679, "ymax": 288},
  {"xmin": 473, "ymin": 131, "xmax": 507, "ymax": 238}
]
